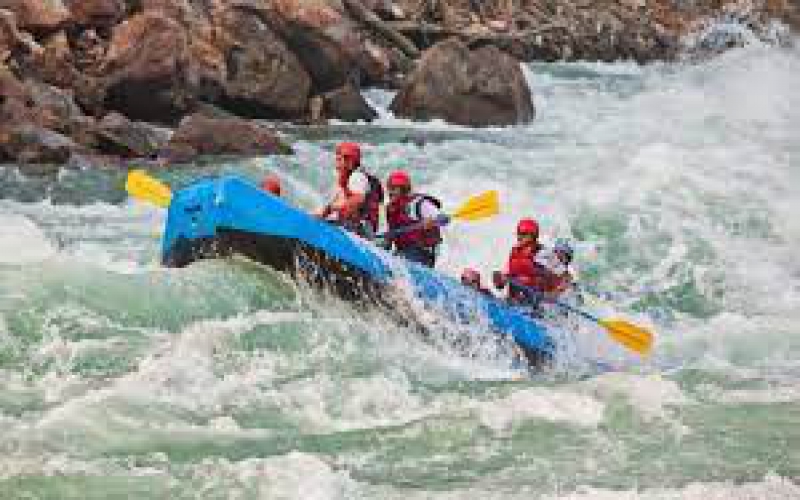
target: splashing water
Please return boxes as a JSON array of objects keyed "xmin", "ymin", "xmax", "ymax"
[{"xmin": 1, "ymin": 43, "xmax": 798, "ymax": 498}]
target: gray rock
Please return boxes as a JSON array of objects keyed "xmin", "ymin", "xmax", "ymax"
[
  {"xmin": 322, "ymin": 83, "xmax": 378, "ymax": 122},
  {"xmin": 390, "ymin": 38, "xmax": 533, "ymax": 127},
  {"xmin": 163, "ymin": 113, "xmax": 292, "ymax": 162}
]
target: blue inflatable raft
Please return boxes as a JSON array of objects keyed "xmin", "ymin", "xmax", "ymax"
[{"xmin": 161, "ymin": 175, "xmax": 556, "ymax": 364}]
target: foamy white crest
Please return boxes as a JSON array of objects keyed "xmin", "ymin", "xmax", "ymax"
[
  {"xmin": 0, "ymin": 212, "xmax": 56, "ymax": 264},
  {"xmin": 579, "ymin": 373, "xmax": 690, "ymax": 423},
  {"xmin": 192, "ymin": 452, "xmax": 359, "ymax": 500},
  {"xmin": 705, "ymin": 385, "xmax": 800, "ymax": 404},
  {"xmin": 544, "ymin": 473, "xmax": 800, "ymax": 500},
  {"xmin": 28, "ymin": 310, "xmax": 315, "ymax": 447},
  {"xmin": 471, "ymin": 387, "xmax": 605, "ymax": 432},
  {"xmin": 271, "ymin": 370, "xmax": 435, "ymax": 432}
]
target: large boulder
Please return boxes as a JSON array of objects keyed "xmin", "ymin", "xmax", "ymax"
[
  {"xmin": 163, "ymin": 113, "xmax": 292, "ymax": 161},
  {"xmin": 277, "ymin": 20, "xmax": 360, "ymax": 94},
  {"xmin": 0, "ymin": 8, "xmax": 31, "ymax": 58},
  {"xmin": 99, "ymin": 11, "xmax": 194, "ymax": 123},
  {"xmin": 0, "ymin": 124, "xmax": 82, "ymax": 164},
  {"xmin": 92, "ymin": 112, "xmax": 171, "ymax": 157},
  {"xmin": 0, "ymin": 68, "xmax": 96, "ymax": 163},
  {"xmin": 28, "ymin": 31, "xmax": 82, "ymax": 89},
  {"xmin": 0, "ymin": 70, "xmax": 86, "ymax": 133},
  {"xmin": 215, "ymin": 6, "xmax": 311, "ymax": 118},
  {"xmin": 65, "ymin": 0, "xmax": 125, "ymax": 28},
  {"xmin": 100, "ymin": 6, "xmax": 313, "ymax": 123},
  {"xmin": 0, "ymin": 67, "xmax": 38, "ymax": 124},
  {"xmin": 390, "ymin": 38, "xmax": 534, "ymax": 127},
  {"xmin": 24, "ymin": 80, "xmax": 86, "ymax": 134},
  {"xmin": 0, "ymin": 0, "xmax": 69, "ymax": 35},
  {"xmin": 321, "ymin": 82, "xmax": 378, "ymax": 122},
  {"xmin": 266, "ymin": 0, "xmax": 380, "ymax": 92}
]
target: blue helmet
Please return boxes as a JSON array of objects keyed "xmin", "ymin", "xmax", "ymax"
[{"xmin": 553, "ymin": 238, "xmax": 574, "ymax": 263}]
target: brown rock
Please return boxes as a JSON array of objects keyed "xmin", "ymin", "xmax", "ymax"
[
  {"xmin": 322, "ymin": 82, "xmax": 378, "ymax": 122},
  {"xmin": 25, "ymin": 80, "xmax": 85, "ymax": 133},
  {"xmin": 163, "ymin": 113, "xmax": 292, "ymax": 161},
  {"xmin": 270, "ymin": 0, "xmax": 342, "ymax": 29},
  {"xmin": 93, "ymin": 112, "xmax": 171, "ymax": 157},
  {"xmin": 216, "ymin": 7, "xmax": 311, "ymax": 118},
  {"xmin": 277, "ymin": 20, "xmax": 361, "ymax": 94},
  {"xmin": 100, "ymin": 11, "xmax": 191, "ymax": 123},
  {"xmin": 29, "ymin": 31, "xmax": 84, "ymax": 89},
  {"xmin": 138, "ymin": 0, "xmax": 190, "ymax": 20},
  {"xmin": 65, "ymin": 0, "xmax": 125, "ymax": 28},
  {"xmin": 390, "ymin": 38, "xmax": 534, "ymax": 127},
  {"xmin": 0, "ymin": 124, "xmax": 82, "ymax": 164},
  {"xmin": 0, "ymin": 67, "xmax": 108, "ymax": 164},
  {"xmin": 0, "ymin": 66, "xmax": 33, "ymax": 117},
  {"xmin": 266, "ymin": 0, "xmax": 370, "ymax": 93},
  {"xmin": 0, "ymin": 0, "xmax": 69, "ymax": 35},
  {"xmin": 0, "ymin": 69, "xmax": 86, "ymax": 132},
  {"xmin": 0, "ymin": 8, "xmax": 25, "ymax": 57},
  {"xmin": 99, "ymin": 6, "xmax": 313, "ymax": 123}
]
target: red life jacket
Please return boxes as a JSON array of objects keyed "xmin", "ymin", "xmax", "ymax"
[
  {"xmin": 337, "ymin": 168, "xmax": 383, "ymax": 233},
  {"xmin": 386, "ymin": 193, "xmax": 442, "ymax": 249},
  {"xmin": 507, "ymin": 242, "xmax": 548, "ymax": 296}
]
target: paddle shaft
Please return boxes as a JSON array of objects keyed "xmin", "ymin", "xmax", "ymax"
[
  {"xmin": 509, "ymin": 279, "xmax": 599, "ymax": 323},
  {"xmin": 508, "ymin": 277, "xmax": 654, "ymax": 355}
]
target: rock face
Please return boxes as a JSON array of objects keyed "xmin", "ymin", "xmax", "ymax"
[
  {"xmin": 0, "ymin": 124, "xmax": 80, "ymax": 164},
  {"xmin": 100, "ymin": 11, "xmax": 197, "ymax": 124},
  {"xmin": 93, "ymin": 112, "xmax": 171, "ymax": 157},
  {"xmin": 0, "ymin": 0, "xmax": 796, "ymax": 165},
  {"xmin": 163, "ymin": 113, "xmax": 292, "ymax": 161},
  {"xmin": 65, "ymin": 0, "xmax": 125, "ymax": 28},
  {"xmin": 0, "ymin": 0, "xmax": 69, "ymax": 35},
  {"xmin": 99, "ymin": 6, "xmax": 313, "ymax": 123},
  {"xmin": 390, "ymin": 38, "xmax": 534, "ymax": 126},
  {"xmin": 322, "ymin": 82, "xmax": 378, "ymax": 122},
  {"xmin": 216, "ymin": 7, "xmax": 312, "ymax": 118},
  {"xmin": 0, "ymin": 69, "xmax": 90, "ymax": 163}
]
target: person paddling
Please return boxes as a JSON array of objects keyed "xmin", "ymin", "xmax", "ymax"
[
  {"xmin": 492, "ymin": 218, "xmax": 554, "ymax": 305},
  {"xmin": 315, "ymin": 142, "xmax": 383, "ymax": 238},
  {"xmin": 382, "ymin": 169, "xmax": 445, "ymax": 268},
  {"xmin": 536, "ymin": 238, "xmax": 577, "ymax": 297}
]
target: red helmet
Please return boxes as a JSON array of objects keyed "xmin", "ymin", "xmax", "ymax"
[
  {"xmin": 516, "ymin": 218, "xmax": 539, "ymax": 236},
  {"xmin": 260, "ymin": 174, "xmax": 281, "ymax": 196},
  {"xmin": 387, "ymin": 170, "xmax": 411, "ymax": 189},
  {"xmin": 335, "ymin": 142, "xmax": 361, "ymax": 165},
  {"xmin": 461, "ymin": 268, "xmax": 481, "ymax": 285}
]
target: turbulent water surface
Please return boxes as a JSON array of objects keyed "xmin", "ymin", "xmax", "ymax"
[{"xmin": 1, "ymin": 44, "xmax": 799, "ymax": 499}]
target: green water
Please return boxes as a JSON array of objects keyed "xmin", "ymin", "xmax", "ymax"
[{"xmin": 1, "ymin": 45, "xmax": 799, "ymax": 499}]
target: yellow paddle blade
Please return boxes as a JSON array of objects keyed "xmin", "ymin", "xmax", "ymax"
[
  {"xmin": 125, "ymin": 170, "xmax": 172, "ymax": 208},
  {"xmin": 599, "ymin": 318, "xmax": 654, "ymax": 355},
  {"xmin": 450, "ymin": 190, "xmax": 499, "ymax": 222}
]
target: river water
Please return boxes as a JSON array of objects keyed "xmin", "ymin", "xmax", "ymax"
[{"xmin": 0, "ymin": 42, "xmax": 798, "ymax": 498}]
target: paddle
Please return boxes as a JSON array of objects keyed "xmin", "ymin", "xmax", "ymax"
[
  {"xmin": 125, "ymin": 170, "xmax": 172, "ymax": 208},
  {"xmin": 377, "ymin": 190, "xmax": 499, "ymax": 239},
  {"xmin": 509, "ymin": 279, "xmax": 654, "ymax": 356}
]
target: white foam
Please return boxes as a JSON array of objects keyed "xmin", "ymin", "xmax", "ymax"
[
  {"xmin": 27, "ymin": 310, "xmax": 315, "ymax": 445},
  {"xmin": 579, "ymin": 373, "xmax": 691, "ymax": 422},
  {"xmin": 270, "ymin": 370, "xmax": 437, "ymax": 432},
  {"xmin": 191, "ymin": 452, "xmax": 358, "ymax": 500},
  {"xmin": 544, "ymin": 473, "xmax": 800, "ymax": 500},
  {"xmin": 0, "ymin": 213, "xmax": 56, "ymax": 264},
  {"xmin": 707, "ymin": 385, "xmax": 800, "ymax": 404},
  {"xmin": 470, "ymin": 387, "xmax": 606, "ymax": 433}
]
